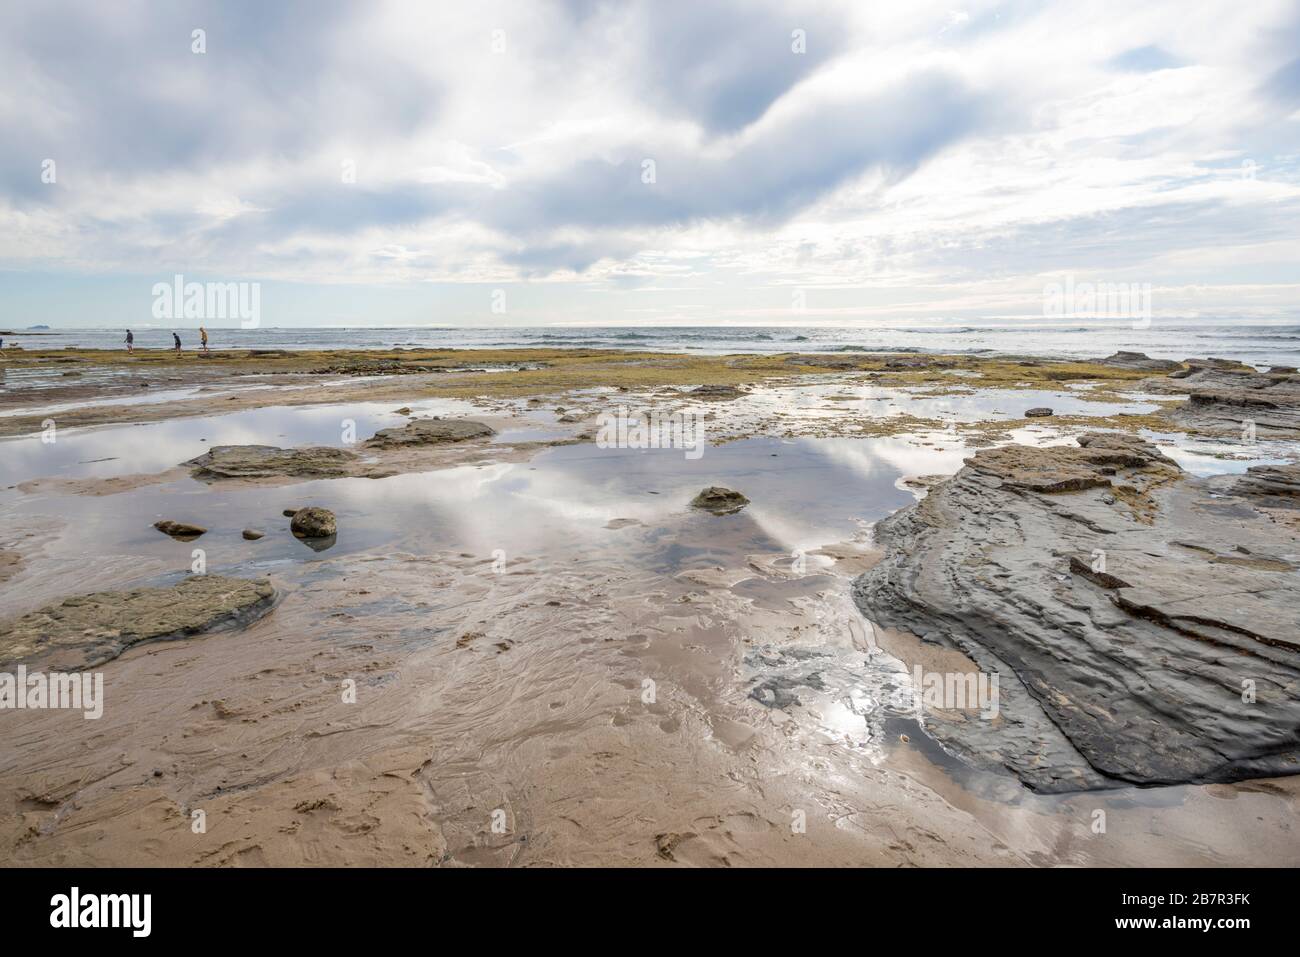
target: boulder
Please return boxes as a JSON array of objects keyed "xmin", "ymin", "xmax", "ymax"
[
  {"xmin": 690, "ymin": 486, "xmax": 750, "ymax": 514},
  {"xmin": 290, "ymin": 507, "xmax": 336, "ymax": 538}
]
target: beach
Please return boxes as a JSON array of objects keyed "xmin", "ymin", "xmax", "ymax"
[{"xmin": 2, "ymin": 342, "xmax": 1297, "ymax": 866}]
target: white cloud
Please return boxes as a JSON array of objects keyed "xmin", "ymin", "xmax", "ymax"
[{"xmin": 0, "ymin": 0, "xmax": 1297, "ymax": 324}]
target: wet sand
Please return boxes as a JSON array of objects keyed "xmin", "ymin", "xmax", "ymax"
[{"xmin": 1, "ymin": 349, "xmax": 1297, "ymax": 866}]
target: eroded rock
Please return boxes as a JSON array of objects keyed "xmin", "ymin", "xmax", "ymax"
[
  {"xmin": 853, "ymin": 432, "xmax": 1300, "ymax": 791},
  {"xmin": 690, "ymin": 486, "xmax": 750, "ymax": 514},
  {"xmin": 153, "ymin": 520, "xmax": 207, "ymax": 539},
  {"xmin": 362, "ymin": 418, "xmax": 494, "ymax": 449},
  {"xmin": 1233, "ymin": 463, "xmax": 1300, "ymax": 505},
  {"xmin": 289, "ymin": 507, "xmax": 336, "ymax": 538},
  {"xmin": 186, "ymin": 445, "xmax": 358, "ymax": 481},
  {"xmin": 0, "ymin": 575, "xmax": 275, "ymax": 670},
  {"xmin": 1142, "ymin": 361, "xmax": 1300, "ymax": 438},
  {"xmin": 1095, "ymin": 350, "xmax": 1182, "ymax": 372},
  {"xmin": 687, "ymin": 384, "xmax": 746, "ymax": 401}
]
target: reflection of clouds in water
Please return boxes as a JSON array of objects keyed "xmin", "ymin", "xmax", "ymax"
[
  {"xmin": 0, "ymin": 399, "xmax": 482, "ymax": 484},
  {"xmin": 818, "ymin": 436, "xmax": 968, "ymax": 487},
  {"xmin": 311, "ymin": 462, "xmax": 667, "ymax": 558},
  {"xmin": 700, "ymin": 383, "xmax": 1160, "ymax": 433},
  {"xmin": 314, "ymin": 437, "xmax": 936, "ymax": 563},
  {"xmin": 1154, "ymin": 441, "xmax": 1291, "ymax": 478},
  {"xmin": 0, "ymin": 386, "xmax": 205, "ymax": 419}
]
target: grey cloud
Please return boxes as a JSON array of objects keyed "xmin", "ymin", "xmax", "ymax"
[
  {"xmin": 1263, "ymin": 56, "xmax": 1300, "ymax": 104},
  {"xmin": 907, "ymin": 195, "xmax": 1300, "ymax": 281},
  {"xmin": 0, "ymin": 0, "xmax": 439, "ymax": 199},
  {"xmin": 163, "ymin": 68, "xmax": 995, "ymax": 277},
  {"xmin": 570, "ymin": 0, "xmax": 848, "ymax": 134},
  {"xmin": 487, "ymin": 70, "xmax": 993, "ymax": 235},
  {"xmin": 1109, "ymin": 45, "xmax": 1186, "ymax": 72}
]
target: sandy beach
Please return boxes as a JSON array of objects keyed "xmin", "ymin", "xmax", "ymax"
[{"xmin": 2, "ymin": 344, "xmax": 1297, "ymax": 867}]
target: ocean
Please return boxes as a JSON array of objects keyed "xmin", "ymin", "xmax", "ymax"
[{"xmin": 3, "ymin": 322, "xmax": 1299, "ymax": 369}]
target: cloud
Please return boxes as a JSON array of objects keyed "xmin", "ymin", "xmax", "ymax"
[
  {"xmin": 0, "ymin": 0, "xmax": 1298, "ymax": 325},
  {"xmin": 1109, "ymin": 45, "xmax": 1186, "ymax": 72}
]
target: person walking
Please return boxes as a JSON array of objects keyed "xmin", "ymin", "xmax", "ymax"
[
  {"xmin": 173, "ymin": 332, "xmax": 182, "ymax": 353},
  {"xmin": 125, "ymin": 329, "xmax": 134, "ymax": 354},
  {"xmin": 199, "ymin": 326, "xmax": 209, "ymax": 354}
]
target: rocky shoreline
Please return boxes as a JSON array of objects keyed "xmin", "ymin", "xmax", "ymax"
[
  {"xmin": 854, "ymin": 432, "xmax": 1300, "ymax": 792},
  {"xmin": 2, "ymin": 345, "xmax": 1298, "ymax": 866}
]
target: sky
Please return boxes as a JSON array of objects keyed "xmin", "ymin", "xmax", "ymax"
[{"xmin": 1, "ymin": 0, "xmax": 1298, "ymax": 329}]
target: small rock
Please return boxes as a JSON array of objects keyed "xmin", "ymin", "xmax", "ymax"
[
  {"xmin": 290, "ymin": 507, "xmax": 336, "ymax": 538},
  {"xmin": 282, "ymin": 508, "xmax": 300, "ymax": 517},
  {"xmin": 393, "ymin": 407, "xmax": 412, "ymax": 415},
  {"xmin": 242, "ymin": 529, "xmax": 265, "ymax": 541},
  {"xmin": 1025, "ymin": 407, "xmax": 1054, "ymax": 417},
  {"xmin": 688, "ymin": 384, "xmax": 746, "ymax": 401},
  {"xmin": 690, "ymin": 486, "xmax": 750, "ymax": 514},
  {"xmin": 153, "ymin": 520, "xmax": 207, "ymax": 539}
]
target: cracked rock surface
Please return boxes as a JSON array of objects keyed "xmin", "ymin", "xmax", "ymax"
[
  {"xmin": 854, "ymin": 432, "xmax": 1300, "ymax": 792},
  {"xmin": 0, "ymin": 576, "xmax": 276, "ymax": 671}
]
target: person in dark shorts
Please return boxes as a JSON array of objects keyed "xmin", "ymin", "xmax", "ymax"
[
  {"xmin": 125, "ymin": 330, "xmax": 134, "ymax": 353},
  {"xmin": 199, "ymin": 326, "xmax": 209, "ymax": 354},
  {"xmin": 173, "ymin": 332, "xmax": 181, "ymax": 352}
]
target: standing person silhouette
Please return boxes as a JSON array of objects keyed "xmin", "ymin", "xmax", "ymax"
[
  {"xmin": 125, "ymin": 329, "xmax": 134, "ymax": 353},
  {"xmin": 173, "ymin": 332, "xmax": 182, "ymax": 353},
  {"xmin": 200, "ymin": 326, "xmax": 209, "ymax": 354}
]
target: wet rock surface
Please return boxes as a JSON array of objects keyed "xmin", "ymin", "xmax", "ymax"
[
  {"xmin": 687, "ymin": 384, "xmax": 747, "ymax": 401},
  {"xmin": 289, "ymin": 507, "xmax": 336, "ymax": 538},
  {"xmin": 854, "ymin": 432, "xmax": 1300, "ymax": 792},
  {"xmin": 362, "ymin": 417, "xmax": 494, "ymax": 449},
  {"xmin": 1231, "ymin": 463, "xmax": 1300, "ymax": 507},
  {"xmin": 690, "ymin": 486, "xmax": 750, "ymax": 514},
  {"xmin": 153, "ymin": 520, "xmax": 207, "ymax": 539},
  {"xmin": 1095, "ymin": 350, "xmax": 1182, "ymax": 372},
  {"xmin": 1145, "ymin": 362, "xmax": 1300, "ymax": 438},
  {"xmin": 0, "ymin": 576, "xmax": 275, "ymax": 670},
  {"xmin": 186, "ymin": 445, "xmax": 358, "ymax": 480}
]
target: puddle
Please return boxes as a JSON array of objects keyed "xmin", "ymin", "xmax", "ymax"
[
  {"xmin": 1, "ymin": 390, "xmax": 1295, "ymax": 867},
  {"xmin": 0, "ymin": 398, "xmax": 484, "ymax": 485},
  {"xmin": 698, "ymin": 382, "xmax": 1162, "ymax": 426}
]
